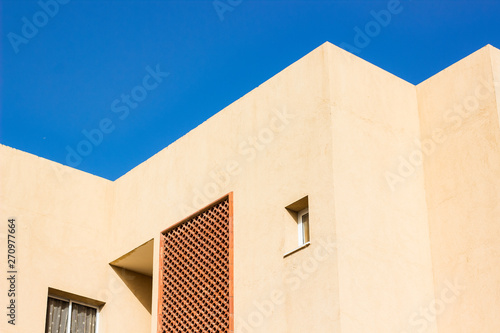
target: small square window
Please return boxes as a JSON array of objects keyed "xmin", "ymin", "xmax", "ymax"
[
  {"xmin": 284, "ymin": 196, "xmax": 310, "ymax": 257},
  {"xmin": 45, "ymin": 296, "xmax": 98, "ymax": 333}
]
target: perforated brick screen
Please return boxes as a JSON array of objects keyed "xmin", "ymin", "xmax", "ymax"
[{"xmin": 158, "ymin": 195, "xmax": 233, "ymax": 333}]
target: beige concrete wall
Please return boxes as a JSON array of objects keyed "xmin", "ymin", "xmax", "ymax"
[
  {"xmin": 111, "ymin": 42, "xmax": 439, "ymax": 333},
  {"xmin": 417, "ymin": 45, "xmax": 500, "ymax": 333},
  {"xmin": 0, "ymin": 146, "xmax": 111, "ymax": 333},
  {"xmin": 325, "ymin": 44, "xmax": 436, "ymax": 333},
  {"xmin": 1, "ymin": 43, "xmax": 499, "ymax": 333},
  {"xmin": 112, "ymin": 43, "xmax": 341, "ymax": 333},
  {"xmin": 491, "ymin": 46, "xmax": 500, "ymax": 134},
  {"xmin": 0, "ymin": 146, "xmax": 152, "ymax": 333}
]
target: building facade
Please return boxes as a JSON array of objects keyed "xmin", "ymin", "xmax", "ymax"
[{"xmin": 1, "ymin": 43, "xmax": 500, "ymax": 333}]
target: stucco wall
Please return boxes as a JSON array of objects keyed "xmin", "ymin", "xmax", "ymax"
[
  {"xmin": 325, "ymin": 44, "xmax": 436, "ymax": 333},
  {"xmin": 416, "ymin": 45, "xmax": 500, "ymax": 333},
  {"xmin": 0, "ymin": 146, "xmax": 153, "ymax": 333},
  {"xmin": 1, "ymin": 43, "xmax": 499, "ymax": 333},
  {"xmin": 112, "ymin": 43, "xmax": 340, "ymax": 333},
  {"xmin": 0, "ymin": 147, "xmax": 116, "ymax": 333}
]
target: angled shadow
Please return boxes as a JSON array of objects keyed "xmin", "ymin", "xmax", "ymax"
[{"xmin": 110, "ymin": 265, "xmax": 153, "ymax": 314}]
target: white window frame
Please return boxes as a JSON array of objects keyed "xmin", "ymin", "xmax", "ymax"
[
  {"xmin": 297, "ymin": 208, "xmax": 309, "ymax": 246},
  {"xmin": 47, "ymin": 295, "xmax": 100, "ymax": 333}
]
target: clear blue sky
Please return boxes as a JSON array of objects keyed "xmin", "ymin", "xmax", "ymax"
[{"xmin": 1, "ymin": 0, "xmax": 500, "ymax": 180}]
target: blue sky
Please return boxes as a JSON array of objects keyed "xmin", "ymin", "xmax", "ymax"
[{"xmin": 1, "ymin": 0, "xmax": 500, "ymax": 180}]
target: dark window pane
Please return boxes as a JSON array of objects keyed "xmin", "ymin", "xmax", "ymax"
[
  {"xmin": 45, "ymin": 297, "xmax": 69, "ymax": 333},
  {"xmin": 70, "ymin": 303, "xmax": 97, "ymax": 333}
]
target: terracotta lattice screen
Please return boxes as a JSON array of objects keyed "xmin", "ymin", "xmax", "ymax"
[{"xmin": 158, "ymin": 194, "xmax": 234, "ymax": 333}]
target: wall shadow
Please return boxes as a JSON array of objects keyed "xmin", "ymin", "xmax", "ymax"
[{"xmin": 110, "ymin": 265, "xmax": 153, "ymax": 314}]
